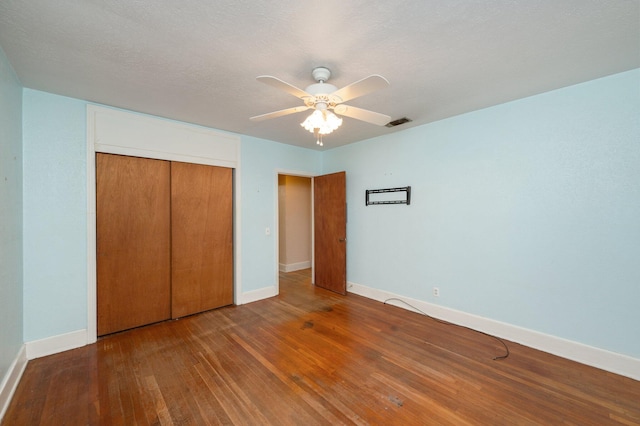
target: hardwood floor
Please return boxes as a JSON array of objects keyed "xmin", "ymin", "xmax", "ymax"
[{"xmin": 4, "ymin": 269, "xmax": 640, "ymax": 425}]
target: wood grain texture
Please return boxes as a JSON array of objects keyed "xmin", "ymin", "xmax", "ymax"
[
  {"xmin": 171, "ymin": 162, "xmax": 234, "ymax": 318},
  {"xmin": 4, "ymin": 269, "xmax": 640, "ymax": 425},
  {"xmin": 314, "ymin": 171, "xmax": 347, "ymax": 295},
  {"xmin": 96, "ymin": 153, "xmax": 171, "ymax": 336}
]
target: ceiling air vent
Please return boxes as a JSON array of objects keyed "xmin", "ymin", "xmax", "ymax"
[{"xmin": 385, "ymin": 117, "xmax": 412, "ymax": 128}]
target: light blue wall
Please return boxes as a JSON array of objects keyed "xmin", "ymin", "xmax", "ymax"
[
  {"xmin": 22, "ymin": 89, "xmax": 87, "ymax": 342},
  {"xmin": 240, "ymin": 136, "xmax": 322, "ymax": 292},
  {"xmin": 19, "ymin": 70, "xmax": 640, "ymax": 360},
  {"xmin": 0, "ymin": 47, "xmax": 23, "ymax": 383},
  {"xmin": 323, "ymin": 69, "xmax": 640, "ymax": 358}
]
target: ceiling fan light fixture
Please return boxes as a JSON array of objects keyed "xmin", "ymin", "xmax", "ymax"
[
  {"xmin": 251, "ymin": 66, "xmax": 390, "ymax": 147},
  {"xmin": 300, "ymin": 109, "xmax": 342, "ymax": 135}
]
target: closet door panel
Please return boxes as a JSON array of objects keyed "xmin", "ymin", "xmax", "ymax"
[
  {"xmin": 96, "ymin": 153, "xmax": 171, "ymax": 336},
  {"xmin": 171, "ymin": 162, "xmax": 233, "ymax": 318}
]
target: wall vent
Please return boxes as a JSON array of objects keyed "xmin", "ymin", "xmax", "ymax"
[{"xmin": 385, "ymin": 117, "xmax": 412, "ymax": 128}]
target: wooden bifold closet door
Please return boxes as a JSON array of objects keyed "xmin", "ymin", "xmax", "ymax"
[
  {"xmin": 96, "ymin": 154, "xmax": 171, "ymax": 336},
  {"xmin": 97, "ymin": 153, "xmax": 233, "ymax": 336},
  {"xmin": 171, "ymin": 162, "xmax": 233, "ymax": 318}
]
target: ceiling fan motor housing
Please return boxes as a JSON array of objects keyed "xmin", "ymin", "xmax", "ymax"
[
  {"xmin": 312, "ymin": 67, "xmax": 331, "ymax": 83},
  {"xmin": 304, "ymin": 67, "xmax": 339, "ymax": 108}
]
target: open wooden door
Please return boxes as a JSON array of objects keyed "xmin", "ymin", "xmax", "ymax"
[{"xmin": 314, "ymin": 171, "xmax": 347, "ymax": 295}]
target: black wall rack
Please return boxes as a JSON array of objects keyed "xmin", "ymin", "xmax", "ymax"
[{"xmin": 365, "ymin": 186, "xmax": 411, "ymax": 206}]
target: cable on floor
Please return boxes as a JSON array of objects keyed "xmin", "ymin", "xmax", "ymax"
[{"xmin": 383, "ymin": 297, "xmax": 510, "ymax": 361}]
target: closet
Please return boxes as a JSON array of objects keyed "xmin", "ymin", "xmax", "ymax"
[{"xmin": 96, "ymin": 153, "xmax": 233, "ymax": 336}]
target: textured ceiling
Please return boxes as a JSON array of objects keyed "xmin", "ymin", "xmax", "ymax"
[{"xmin": 1, "ymin": 0, "xmax": 638, "ymax": 150}]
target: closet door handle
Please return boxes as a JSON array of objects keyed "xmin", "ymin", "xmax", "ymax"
[{"xmin": 339, "ymin": 238, "xmax": 346, "ymax": 242}]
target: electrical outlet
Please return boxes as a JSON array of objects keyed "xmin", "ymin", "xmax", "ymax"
[
  {"xmin": 433, "ymin": 287, "xmax": 440, "ymax": 297},
  {"xmin": 265, "ymin": 227, "xmax": 271, "ymax": 236}
]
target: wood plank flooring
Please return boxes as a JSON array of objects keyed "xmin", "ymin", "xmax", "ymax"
[{"xmin": 3, "ymin": 269, "xmax": 640, "ymax": 425}]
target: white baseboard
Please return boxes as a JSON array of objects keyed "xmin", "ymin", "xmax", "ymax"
[
  {"xmin": 242, "ymin": 286, "xmax": 278, "ymax": 304},
  {"xmin": 348, "ymin": 281, "xmax": 640, "ymax": 381},
  {"xmin": 0, "ymin": 345, "xmax": 27, "ymax": 422},
  {"xmin": 25, "ymin": 329, "xmax": 88, "ymax": 360},
  {"xmin": 279, "ymin": 261, "xmax": 311, "ymax": 273}
]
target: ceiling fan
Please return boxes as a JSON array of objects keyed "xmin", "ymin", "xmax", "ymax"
[{"xmin": 250, "ymin": 67, "xmax": 390, "ymax": 145}]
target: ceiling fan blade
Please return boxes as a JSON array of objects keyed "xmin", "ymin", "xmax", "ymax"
[
  {"xmin": 333, "ymin": 104, "xmax": 391, "ymax": 126},
  {"xmin": 256, "ymin": 76, "xmax": 311, "ymax": 99},
  {"xmin": 331, "ymin": 75, "xmax": 390, "ymax": 103},
  {"xmin": 250, "ymin": 106, "xmax": 310, "ymax": 122}
]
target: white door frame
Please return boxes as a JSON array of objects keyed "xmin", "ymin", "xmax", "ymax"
[{"xmin": 274, "ymin": 169, "xmax": 316, "ymax": 294}]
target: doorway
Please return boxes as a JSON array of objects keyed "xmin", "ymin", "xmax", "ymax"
[
  {"xmin": 277, "ymin": 174, "xmax": 313, "ymax": 284},
  {"xmin": 276, "ymin": 171, "xmax": 347, "ymax": 295}
]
